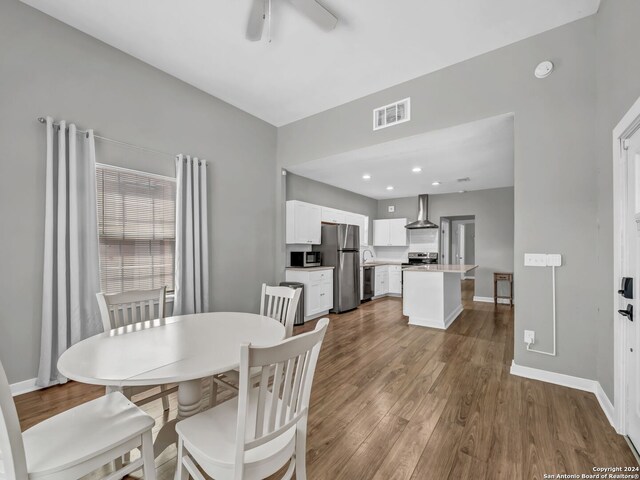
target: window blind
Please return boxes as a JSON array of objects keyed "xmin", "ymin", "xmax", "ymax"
[{"xmin": 96, "ymin": 166, "xmax": 176, "ymax": 295}]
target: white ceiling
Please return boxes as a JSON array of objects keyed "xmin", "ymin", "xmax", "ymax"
[
  {"xmin": 22, "ymin": 0, "xmax": 599, "ymax": 126},
  {"xmin": 288, "ymin": 114, "xmax": 514, "ymax": 199}
]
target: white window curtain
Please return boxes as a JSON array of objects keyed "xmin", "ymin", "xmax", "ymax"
[
  {"xmin": 174, "ymin": 154, "xmax": 210, "ymax": 315},
  {"xmin": 37, "ymin": 117, "xmax": 102, "ymax": 387}
]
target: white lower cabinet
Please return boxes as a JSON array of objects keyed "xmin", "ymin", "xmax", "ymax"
[
  {"xmin": 374, "ymin": 265, "xmax": 402, "ymax": 297},
  {"xmin": 389, "ymin": 266, "xmax": 402, "ymax": 294},
  {"xmin": 375, "ymin": 266, "xmax": 389, "ymax": 296},
  {"xmin": 285, "ymin": 268, "xmax": 334, "ymax": 320}
]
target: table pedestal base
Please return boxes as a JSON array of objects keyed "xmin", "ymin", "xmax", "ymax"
[{"xmin": 153, "ymin": 379, "xmax": 203, "ymax": 458}]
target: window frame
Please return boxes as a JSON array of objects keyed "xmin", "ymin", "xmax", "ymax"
[{"xmin": 95, "ymin": 162, "xmax": 177, "ymax": 296}]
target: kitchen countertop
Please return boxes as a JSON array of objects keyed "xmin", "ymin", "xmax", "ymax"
[
  {"xmin": 362, "ymin": 261, "xmax": 405, "ymax": 267},
  {"xmin": 285, "ymin": 266, "xmax": 335, "ymax": 272},
  {"xmin": 403, "ymin": 264, "xmax": 478, "ymax": 274}
]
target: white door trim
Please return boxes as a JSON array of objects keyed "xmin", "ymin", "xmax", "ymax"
[{"xmin": 613, "ymin": 95, "xmax": 640, "ymax": 434}]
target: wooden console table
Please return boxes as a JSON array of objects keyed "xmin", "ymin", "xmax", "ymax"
[{"xmin": 493, "ymin": 272, "xmax": 513, "ymax": 306}]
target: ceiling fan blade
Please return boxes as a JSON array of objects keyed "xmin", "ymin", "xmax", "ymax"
[
  {"xmin": 287, "ymin": 0, "xmax": 338, "ymax": 31},
  {"xmin": 246, "ymin": 0, "xmax": 265, "ymax": 41}
]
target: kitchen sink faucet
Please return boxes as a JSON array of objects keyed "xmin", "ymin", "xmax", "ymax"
[{"xmin": 363, "ymin": 249, "xmax": 374, "ymax": 263}]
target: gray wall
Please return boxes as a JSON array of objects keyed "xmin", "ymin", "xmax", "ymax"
[
  {"xmin": 286, "ymin": 172, "xmax": 378, "ymax": 244},
  {"xmin": 0, "ymin": 0, "xmax": 277, "ymax": 384},
  {"xmin": 278, "ymin": 18, "xmax": 600, "ymax": 388},
  {"xmin": 594, "ymin": 0, "xmax": 640, "ymax": 399},
  {"xmin": 377, "ymin": 197, "xmax": 419, "ymax": 221},
  {"xmin": 379, "ymin": 189, "xmax": 513, "ymax": 298}
]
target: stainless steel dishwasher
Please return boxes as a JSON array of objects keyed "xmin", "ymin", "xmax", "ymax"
[{"xmin": 362, "ymin": 266, "xmax": 374, "ymax": 302}]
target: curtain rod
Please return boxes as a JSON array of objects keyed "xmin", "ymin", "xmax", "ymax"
[{"xmin": 36, "ymin": 116, "xmax": 175, "ymax": 158}]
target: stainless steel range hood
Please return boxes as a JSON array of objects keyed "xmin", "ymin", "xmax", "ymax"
[{"xmin": 405, "ymin": 194, "xmax": 439, "ymax": 229}]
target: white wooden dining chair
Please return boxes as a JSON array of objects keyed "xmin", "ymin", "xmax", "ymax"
[
  {"xmin": 0, "ymin": 360, "xmax": 156, "ymax": 480},
  {"xmin": 96, "ymin": 287, "xmax": 176, "ymax": 411},
  {"xmin": 208, "ymin": 285, "xmax": 301, "ymax": 407},
  {"xmin": 176, "ymin": 317, "xmax": 329, "ymax": 480},
  {"xmin": 259, "ymin": 284, "xmax": 301, "ymax": 339}
]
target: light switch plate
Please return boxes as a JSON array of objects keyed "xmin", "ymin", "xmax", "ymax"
[
  {"xmin": 524, "ymin": 330, "xmax": 535, "ymax": 345},
  {"xmin": 388, "ymin": 206, "xmax": 395, "ymax": 213},
  {"xmin": 524, "ymin": 253, "xmax": 547, "ymax": 267},
  {"xmin": 546, "ymin": 254, "xmax": 562, "ymax": 266}
]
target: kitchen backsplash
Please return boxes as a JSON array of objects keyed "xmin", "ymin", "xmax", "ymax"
[
  {"xmin": 372, "ymin": 229, "xmax": 439, "ymax": 262},
  {"xmin": 408, "ymin": 229, "xmax": 439, "ymax": 251}
]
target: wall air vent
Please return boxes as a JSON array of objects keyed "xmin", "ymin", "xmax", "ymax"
[{"xmin": 373, "ymin": 97, "xmax": 410, "ymax": 131}]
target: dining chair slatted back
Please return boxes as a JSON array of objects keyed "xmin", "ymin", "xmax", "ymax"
[
  {"xmin": 95, "ymin": 286, "xmax": 172, "ymax": 412},
  {"xmin": 96, "ymin": 287, "xmax": 166, "ymax": 331},
  {"xmin": 0, "ymin": 361, "xmax": 28, "ymax": 480},
  {"xmin": 259, "ymin": 285, "xmax": 301, "ymax": 338},
  {"xmin": 234, "ymin": 317, "xmax": 329, "ymax": 479}
]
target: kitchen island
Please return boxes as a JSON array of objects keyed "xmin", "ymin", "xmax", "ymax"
[{"xmin": 403, "ymin": 264, "xmax": 478, "ymax": 329}]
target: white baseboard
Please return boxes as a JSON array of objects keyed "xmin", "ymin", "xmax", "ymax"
[
  {"xmin": 10, "ymin": 377, "xmax": 61, "ymax": 396},
  {"xmin": 595, "ymin": 382, "xmax": 616, "ymax": 429},
  {"xmin": 408, "ymin": 304, "xmax": 463, "ymax": 330},
  {"xmin": 510, "ymin": 361, "xmax": 615, "ymax": 429},
  {"xmin": 473, "ymin": 295, "xmax": 512, "ymax": 305},
  {"xmin": 444, "ymin": 305, "xmax": 464, "ymax": 329},
  {"xmin": 11, "ymin": 378, "xmax": 40, "ymax": 396}
]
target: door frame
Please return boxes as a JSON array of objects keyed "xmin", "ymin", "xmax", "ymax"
[
  {"xmin": 613, "ymin": 95, "xmax": 640, "ymax": 434},
  {"xmin": 441, "ymin": 218, "xmax": 450, "ymax": 264},
  {"xmin": 458, "ymin": 223, "xmax": 466, "ymax": 279}
]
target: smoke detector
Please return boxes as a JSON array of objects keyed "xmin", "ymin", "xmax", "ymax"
[{"xmin": 534, "ymin": 61, "xmax": 554, "ymax": 79}]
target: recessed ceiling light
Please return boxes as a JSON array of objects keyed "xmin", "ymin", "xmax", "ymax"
[
  {"xmin": 432, "ymin": 181, "xmax": 441, "ymax": 186},
  {"xmin": 412, "ymin": 167, "xmax": 422, "ymax": 173},
  {"xmin": 362, "ymin": 174, "xmax": 371, "ymax": 180},
  {"xmin": 386, "ymin": 186, "xmax": 394, "ymax": 191},
  {"xmin": 458, "ymin": 190, "xmax": 466, "ymax": 193}
]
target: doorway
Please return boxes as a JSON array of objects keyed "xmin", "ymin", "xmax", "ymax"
[
  {"xmin": 613, "ymin": 95, "xmax": 640, "ymax": 452},
  {"xmin": 441, "ymin": 215, "xmax": 475, "ymax": 277}
]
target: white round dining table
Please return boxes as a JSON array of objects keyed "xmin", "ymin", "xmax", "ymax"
[{"xmin": 57, "ymin": 312, "xmax": 285, "ymax": 457}]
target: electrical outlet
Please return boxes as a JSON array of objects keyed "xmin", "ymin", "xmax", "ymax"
[
  {"xmin": 524, "ymin": 330, "xmax": 535, "ymax": 345},
  {"xmin": 524, "ymin": 253, "xmax": 547, "ymax": 267},
  {"xmin": 547, "ymin": 254, "xmax": 562, "ymax": 266}
]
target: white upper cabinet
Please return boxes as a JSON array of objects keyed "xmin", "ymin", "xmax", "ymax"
[
  {"xmin": 286, "ymin": 201, "xmax": 322, "ymax": 245},
  {"xmin": 373, "ymin": 218, "xmax": 407, "ymax": 246},
  {"xmin": 388, "ymin": 218, "xmax": 408, "ymax": 246},
  {"xmin": 286, "ymin": 201, "xmax": 369, "ymax": 246},
  {"xmin": 345, "ymin": 213, "xmax": 369, "ymax": 246},
  {"xmin": 321, "ymin": 207, "xmax": 347, "ymax": 224},
  {"xmin": 373, "ymin": 220, "xmax": 390, "ymax": 246}
]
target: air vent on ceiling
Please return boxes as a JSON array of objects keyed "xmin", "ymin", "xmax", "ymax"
[
  {"xmin": 373, "ymin": 98, "xmax": 410, "ymax": 131},
  {"xmin": 457, "ymin": 177, "xmax": 471, "ymax": 183}
]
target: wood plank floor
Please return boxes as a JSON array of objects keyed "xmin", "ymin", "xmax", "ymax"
[{"xmin": 14, "ymin": 280, "xmax": 637, "ymax": 479}]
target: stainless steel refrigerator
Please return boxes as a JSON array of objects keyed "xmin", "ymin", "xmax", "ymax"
[{"xmin": 313, "ymin": 224, "xmax": 361, "ymax": 313}]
